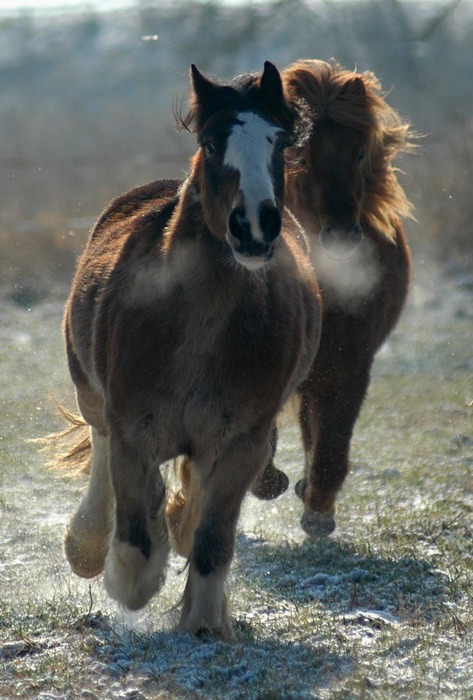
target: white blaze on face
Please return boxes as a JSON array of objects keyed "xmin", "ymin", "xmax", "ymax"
[{"xmin": 223, "ymin": 111, "xmax": 282, "ymax": 242}]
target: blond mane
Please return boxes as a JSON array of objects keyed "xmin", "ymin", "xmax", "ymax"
[{"xmin": 283, "ymin": 59, "xmax": 416, "ymax": 241}]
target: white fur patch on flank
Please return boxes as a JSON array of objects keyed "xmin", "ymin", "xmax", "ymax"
[{"xmin": 224, "ymin": 112, "xmax": 282, "ymax": 242}]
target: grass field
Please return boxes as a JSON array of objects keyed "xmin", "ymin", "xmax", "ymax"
[{"xmin": 0, "ymin": 262, "xmax": 472, "ymax": 699}]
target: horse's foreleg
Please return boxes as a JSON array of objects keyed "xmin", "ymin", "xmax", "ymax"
[
  {"xmin": 65, "ymin": 427, "xmax": 114, "ymax": 578},
  {"xmin": 296, "ymin": 307, "xmax": 377, "ymax": 536},
  {"xmin": 297, "ymin": 364, "xmax": 371, "ymax": 536},
  {"xmin": 104, "ymin": 432, "xmax": 170, "ymax": 610},
  {"xmin": 298, "ymin": 233, "xmax": 410, "ymax": 537},
  {"xmin": 179, "ymin": 434, "xmax": 272, "ymax": 640}
]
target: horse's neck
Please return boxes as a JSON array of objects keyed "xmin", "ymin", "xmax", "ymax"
[
  {"xmin": 168, "ymin": 175, "xmax": 240, "ymax": 265},
  {"xmin": 163, "ymin": 179, "xmax": 212, "ymax": 250},
  {"xmin": 160, "ymin": 179, "xmax": 244, "ymax": 302}
]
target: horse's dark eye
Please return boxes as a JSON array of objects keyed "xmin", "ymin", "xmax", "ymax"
[
  {"xmin": 357, "ymin": 150, "xmax": 365, "ymax": 164},
  {"xmin": 203, "ymin": 142, "xmax": 216, "ymax": 156}
]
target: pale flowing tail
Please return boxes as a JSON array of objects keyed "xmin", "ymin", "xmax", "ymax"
[{"xmin": 32, "ymin": 402, "xmax": 92, "ymax": 477}]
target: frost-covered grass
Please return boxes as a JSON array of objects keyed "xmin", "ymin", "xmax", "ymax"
[{"xmin": 1, "ymin": 267, "xmax": 472, "ymax": 699}]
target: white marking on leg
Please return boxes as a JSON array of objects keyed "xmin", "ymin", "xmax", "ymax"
[
  {"xmin": 104, "ymin": 534, "xmax": 170, "ymax": 610},
  {"xmin": 224, "ymin": 112, "xmax": 282, "ymax": 242},
  {"xmin": 179, "ymin": 565, "xmax": 234, "ymax": 639},
  {"xmin": 104, "ymin": 463, "xmax": 170, "ymax": 610}
]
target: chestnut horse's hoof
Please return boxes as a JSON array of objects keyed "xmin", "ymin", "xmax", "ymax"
[
  {"xmin": 194, "ymin": 624, "xmax": 237, "ymax": 643},
  {"xmin": 251, "ymin": 464, "xmax": 289, "ymax": 500},
  {"xmin": 295, "ymin": 479, "xmax": 336, "ymax": 536},
  {"xmin": 177, "ymin": 617, "xmax": 236, "ymax": 642},
  {"xmin": 300, "ymin": 510, "xmax": 336, "ymax": 537},
  {"xmin": 294, "ymin": 477, "xmax": 306, "ymax": 500}
]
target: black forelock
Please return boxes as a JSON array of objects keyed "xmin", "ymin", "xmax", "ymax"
[{"xmin": 232, "ymin": 71, "xmax": 297, "ymax": 134}]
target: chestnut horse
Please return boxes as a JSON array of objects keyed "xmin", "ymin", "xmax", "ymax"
[
  {"xmin": 59, "ymin": 62, "xmax": 321, "ymax": 639},
  {"xmin": 279, "ymin": 59, "xmax": 414, "ymax": 535}
]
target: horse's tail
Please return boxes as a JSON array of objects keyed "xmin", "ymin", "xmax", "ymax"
[
  {"xmin": 166, "ymin": 457, "xmax": 203, "ymax": 559},
  {"xmin": 33, "ymin": 402, "xmax": 92, "ymax": 477}
]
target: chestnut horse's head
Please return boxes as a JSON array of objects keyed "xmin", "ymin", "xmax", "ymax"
[
  {"xmin": 283, "ymin": 59, "xmax": 414, "ymax": 258},
  {"xmin": 182, "ymin": 61, "xmax": 302, "ymax": 270},
  {"xmin": 304, "ymin": 105, "xmax": 367, "ymax": 256}
]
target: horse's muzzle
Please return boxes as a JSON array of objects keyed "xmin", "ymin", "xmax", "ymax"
[
  {"xmin": 319, "ymin": 223, "xmax": 364, "ymax": 261},
  {"xmin": 226, "ymin": 229, "xmax": 275, "ymax": 270},
  {"xmin": 227, "ymin": 203, "xmax": 280, "ymax": 269}
]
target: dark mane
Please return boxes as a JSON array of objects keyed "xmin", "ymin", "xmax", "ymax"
[{"xmin": 284, "ymin": 59, "xmax": 416, "ymax": 240}]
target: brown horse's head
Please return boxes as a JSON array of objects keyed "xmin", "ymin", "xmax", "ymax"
[
  {"xmin": 304, "ymin": 96, "xmax": 367, "ymax": 258},
  {"xmin": 283, "ymin": 59, "xmax": 414, "ymax": 258},
  {"xmin": 180, "ymin": 61, "xmax": 304, "ymax": 270}
]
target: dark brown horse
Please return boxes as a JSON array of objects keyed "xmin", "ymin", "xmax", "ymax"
[
  {"xmin": 279, "ymin": 59, "xmax": 415, "ymax": 535},
  {"xmin": 59, "ymin": 62, "xmax": 321, "ymax": 639}
]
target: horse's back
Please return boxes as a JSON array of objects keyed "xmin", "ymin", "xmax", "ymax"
[{"xmin": 93, "ymin": 179, "xmax": 181, "ymax": 236}]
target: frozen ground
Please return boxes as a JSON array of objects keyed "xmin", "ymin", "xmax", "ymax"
[{"xmin": 0, "ymin": 263, "xmax": 472, "ymax": 699}]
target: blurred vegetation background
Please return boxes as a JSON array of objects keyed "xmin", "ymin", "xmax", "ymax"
[{"xmin": 1, "ymin": 0, "xmax": 471, "ymax": 304}]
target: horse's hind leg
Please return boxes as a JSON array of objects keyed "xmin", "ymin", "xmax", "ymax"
[
  {"xmin": 179, "ymin": 432, "xmax": 272, "ymax": 640},
  {"xmin": 65, "ymin": 426, "xmax": 114, "ymax": 577},
  {"xmin": 63, "ymin": 341, "xmax": 115, "ymax": 576},
  {"xmin": 104, "ymin": 431, "xmax": 170, "ymax": 610},
  {"xmin": 166, "ymin": 457, "xmax": 203, "ymax": 558},
  {"xmin": 250, "ymin": 426, "xmax": 289, "ymax": 500}
]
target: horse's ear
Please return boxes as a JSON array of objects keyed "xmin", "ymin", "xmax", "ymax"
[
  {"xmin": 190, "ymin": 64, "xmax": 221, "ymax": 105},
  {"xmin": 340, "ymin": 76, "xmax": 366, "ymax": 98},
  {"xmin": 259, "ymin": 61, "xmax": 285, "ymax": 106}
]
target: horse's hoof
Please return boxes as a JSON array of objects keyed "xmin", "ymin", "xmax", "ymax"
[
  {"xmin": 195, "ymin": 624, "xmax": 236, "ymax": 642},
  {"xmin": 64, "ymin": 524, "xmax": 107, "ymax": 579},
  {"xmin": 294, "ymin": 478, "xmax": 306, "ymax": 500},
  {"xmin": 300, "ymin": 509, "xmax": 336, "ymax": 538},
  {"xmin": 251, "ymin": 466, "xmax": 289, "ymax": 500},
  {"xmin": 177, "ymin": 618, "xmax": 236, "ymax": 642}
]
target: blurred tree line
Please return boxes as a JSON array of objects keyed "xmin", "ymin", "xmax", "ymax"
[{"xmin": 0, "ymin": 0, "xmax": 471, "ymax": 298}]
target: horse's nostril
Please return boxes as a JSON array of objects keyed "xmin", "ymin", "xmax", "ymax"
[
  {"xmin": 259, "ymin": 205, "xmax": 281, "ymax": 242},
  {"xmin": 228, "ymin": 206, "xmax": 249, "ymax": 244}
]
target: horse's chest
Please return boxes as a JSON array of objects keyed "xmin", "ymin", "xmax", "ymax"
[{"xmin": 109, "ymin": 273, "xmax": 300, "ymax": 461}]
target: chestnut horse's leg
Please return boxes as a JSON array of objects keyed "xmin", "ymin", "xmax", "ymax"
[
  {"xmin": 297, "ymin": 232, "xmax": 410, "ymax": 536},
  {"xmin": 168, "ymin": 429, "xmax": 288, "ymax": 563},
  {"xmin": 297, "ymin": 341, "xmax": 372, "ymax": 536},
  {"xmin": 64, "ymin": 383, "xmax": 114, "ymax": 578},
  {"xmin": 104, "ymin": 431, "xmax": 170, "ymax": 610},
  {"xmin": 64, "ymin": 427, "xmax": 115, "ymax": 578},
  {"xmin": 178, "ymin": 430, "xmax": 272, "ymax": 640},
  {"xmin": 166, "ymin": 457, "xmax": 203, "ymax": 558}
]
